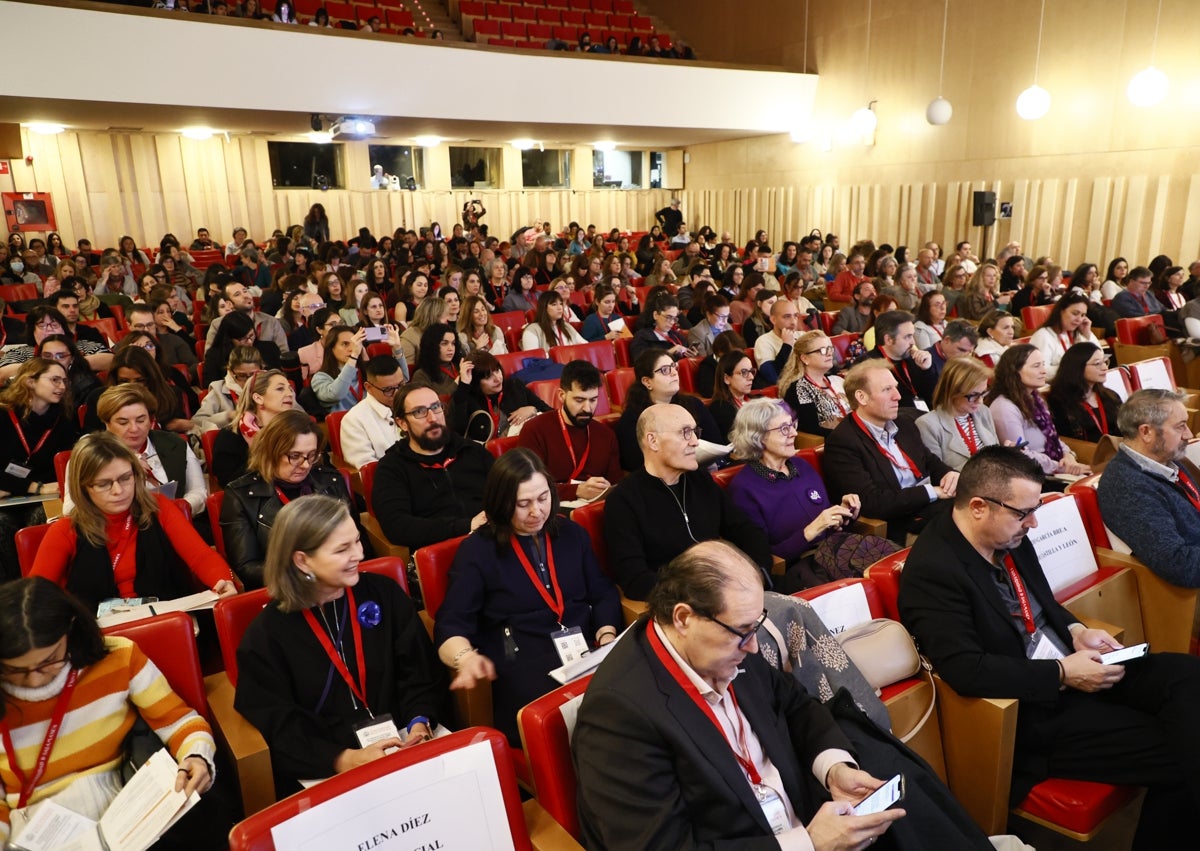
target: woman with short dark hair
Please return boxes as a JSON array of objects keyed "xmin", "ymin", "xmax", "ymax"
[{"xmin": 434, "ymin": 449, "xmax": 621, "ymax": 744}]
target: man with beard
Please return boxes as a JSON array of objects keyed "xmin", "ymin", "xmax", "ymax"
[
  {"xmin": 1097, "ymin": 389, "xmax": 1200, "ymax": 587},
  {"xmin": 371, "ymin": 381, "xmax": 494, "ymax": 550},
  {"xmin": 517, "ymin": 360, "xmax": 623, "ymax": 502},
  {"xmin": 900, "ymin": 446, "xmax": 1200, "ymax": 850},
  {"xmin": 831, "ymin": 280, "xmax": 877, "ymax": 335}
]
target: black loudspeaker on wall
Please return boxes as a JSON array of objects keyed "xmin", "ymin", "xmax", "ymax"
[{"xmin": 972, "ymin": 191, "xmax": 997, "ymax": 227}]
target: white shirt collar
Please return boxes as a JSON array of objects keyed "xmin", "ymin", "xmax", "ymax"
[{"xmin": 652, "ymin": 621, "xmax": 738, "ymax": 699}]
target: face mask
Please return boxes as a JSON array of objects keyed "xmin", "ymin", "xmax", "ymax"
[{"xmin": 10, "ymin": 262, "xmax": 23, "ymax": 274}]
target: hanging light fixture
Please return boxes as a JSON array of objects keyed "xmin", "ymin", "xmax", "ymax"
[
  {"xmin": 926, "ymin": 0, "xmax": 953, "ymax": 124},
  {"xmin": 1016, "ymin": 0, "xmax": 1051, "ymax": 120},
  {"xmin": 1128, "ymin": 0, "xmax": 1168, "ymax": 106},
  {"xmin": 851, "ymin": 0, "xmax": 877, "ymax": 143}
]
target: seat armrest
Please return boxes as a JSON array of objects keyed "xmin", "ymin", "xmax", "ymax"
[
  {"xmin": 851, "ymin": 516, "xmax": 888, "ymax": 537},
  {"xmin": 933, "ymin": 674, "xmax": 1018, "ymax": 836},
  {"xmin": 523, "ymin": 799, "xmax": 584, "ymax": 851},
  {"xmin": 771, "ymin": 555, "xmax": 786, "ymax": 577},
  {"xmin": 881, "ymin": 677, "xmax": 946, "ymax": 783},
  {"xmin": 361, "ymin": 514, "xmax": 409, "ymax": 563},
  {"xmin": 620, "ymin": 593, "xmax": 648, "ymax": 626},
  {"xmin": 1097, "ymin": 547, "xmax": 1200, "ymax": 654},
  {"xmin": 1072, "ymin": 616, "xmax": 1124, "ymax": 644},
  {"xmin": 1061, "ymin": 436, "xmax": 1097, "ymax": 465},
  {"xmin": 205, "ymin": 672, "xmax": 275, "ymax": 817}
]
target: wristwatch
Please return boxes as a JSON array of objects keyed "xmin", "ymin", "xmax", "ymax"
[{"xmin": 406, "ymin": 716, "xmax": 430, "ymax": 734}]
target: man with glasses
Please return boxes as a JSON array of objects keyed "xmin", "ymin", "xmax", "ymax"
[
  {"xmin": 686, "ymin": 294, "xmax": 731, "ymax": 359},
  {"xmin": 604, "ymin": 403, "xmax": 771, "ymax": 600},
  {"xmin": 901, "ymin": 446, "xmax": 1200, "ymax": 847},
  {"xmin": 825, "ymin": 360, "xmax": 957, "ymax": 543},
  {"xmin": 127, "ymin": 301, "xmax": 199, "ymax": 383},
  {"xmin": 1097, "ymin": 389, "xmax": 1200, "ymax": 588},
  {"xmin": 1112, "ymin": 265, "xmax": 1166, "ymax": 320},
  {"xmin": 574, "ymin": 540, "xmax": 905, "ymax": 850},
  {"xmin": 340, "ymin": 355, "xmax": 407, "ymax": 470},
  {"xmin": 372, "ymin": 381, "xmax": 493, "ymax": 550}
]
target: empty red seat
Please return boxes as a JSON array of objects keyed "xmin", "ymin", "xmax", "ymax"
[
  {"xmin": 591, "ymin": 0, "xmax": 613, "ymax": 10},
  {"xmin": 474, "ymin": 18, "xmax": 501, "ymax": 35},
  {"xmin": 527, "ymin": 22, "xmax": 553, "ymax": 39},
  {"xmin": 488, "ymin": 37, "xmax": 517, "ymax": 46},
  {"xmin": 485, "ymin": 1, "xmax": 511, "ymax": 18},
  {"xmin": 629, "ymin": 13, "xmax": 649, "ymax": 29},
  {"xmin": 584, "ymin": 11, "xmax": 607, "ymax": 27},
  {"xmin": 537, "ymin": 7, "xmax": 561, "ymax": 22},
  {"xmin": 1014, "ymin": 779, "xmax": 1138, "ymax": 837},
  {"xmin": 513, "ymin": 5, "xmax": 538, "ymax": 22},
  {"xmin": 460, "ymin": 0, "xmax": 485, "ymax": 15},
  {"xmin": 613, "ymin": 0, "xmax": 632, "ymax": 10},
  {"xmin": 500, "ymin": 20, "xmax": 527, "ymax": 37},
  {"xmin": 553, "ymin": 24, "xmax": 578, "ymax": 39},
  {"xmin": 607, "ymin": 13, "xmax": 629, "ymax": 28},
  {"xmin": 324, "ymin": 1, "xmax": 355, "ymax": 22},
  {"xmin": 546, "ymin": 0, "xmax": 569, "ymax": 7},
  {"xmin": 561, "ymin": 9, "xmax": 584, "ymax": 25},
  {"xmin": 386, "ymin": 8, "xmax": 414, "ymax": 27}
]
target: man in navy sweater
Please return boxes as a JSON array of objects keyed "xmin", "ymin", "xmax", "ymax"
[{"xmin": 1097, "ymin": 388, "xmax": 1200, "ymax": 587}]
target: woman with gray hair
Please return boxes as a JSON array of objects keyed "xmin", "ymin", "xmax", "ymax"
[
  {"xmin": 234, "ymin": 494, "xmax": 447, "ymax": 797},
  {"xmin": 727, "ymin": 398, "xmax": 877, "ymax": 587}
]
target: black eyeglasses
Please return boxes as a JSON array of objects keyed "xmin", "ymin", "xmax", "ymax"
[
  {"xmin": 693, "ymin": 608, "xmax": 768, "ymax": 650},
  {"xmin": 368, "ymin": 381, "xmax": 403, "ymax": 396},
  {"xmin": 981, "ymin": 495, "xmax": 1040, "ymax": 522},
  {"xmin": 962, "ymin": 391, "xmax": 986, "ymax": 403},
  {"xmin": 404, "ymin": 401, "xmax": 445, "ymax": 420},
  {"xmin": 0, "ymin": 650, "xmax": 70, "ymax": 679}
]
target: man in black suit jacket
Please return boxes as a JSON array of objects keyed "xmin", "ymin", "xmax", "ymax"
[
  {"xmin": 823, "ymin": 360, "xmax": 957, "ymax": 542},
  {"xmin": 863, "ymin": 311, "xmax": 937, "ymax": 410},
  {"xmin": 899, "ymin": 446, "xmax": 1200, "ymax": 850},
  {"xmin": 573, "ymin": 541, "xmax": 904, "ymax": 849}
]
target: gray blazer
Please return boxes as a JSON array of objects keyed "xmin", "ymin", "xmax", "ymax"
[{"xmin": 915, "ymin": 406, "xmax": 1000, "ymax": 471}]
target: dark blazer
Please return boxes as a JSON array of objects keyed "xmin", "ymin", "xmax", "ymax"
[
  {"xmin": 864, "ymin": 349, "xmax": 936, "ymax": 408},
  {"xmin": 898, "ymin": 508, "xmax": 1078, "ymax": 792},
  {"xmin": 823, "ymin": 414, "xmax": 952, "ymax": 541},
  {"xmin": 573, "ymin": 619, "xmax": 850, "ymax": 851}
]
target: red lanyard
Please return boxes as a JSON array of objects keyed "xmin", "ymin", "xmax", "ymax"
[
  {"xmin": 852, "ymin": 412, "xmax": 922, "ymax": 480},
  {"xmin": 440, "ymin": 366, "xmax": 458, "ymax": 382},
  {"xmin": 419, "ymin": 452, "xmax": 457, "ymax": 471},
  {"xmin": 1058, "ymin": 332, "xmax": 1072, "ymax": 352},
  {"xmin": 1177, "ymin": 469, "xmax": 1200, "ymax": 513},
  {"xmin": 486, "ymin": 392, "xmax": 504, "ymax": 433},
  {"xmin": 1002, "ymin": 554, "xmax": 1036, "ymax": 635},
  {"xmin": 1, "ymin": 668, "xmax": 80, "ymax": 807},
  {"xmin": 1136, "ymin": 294, "xmax": 1150, "ymax": 314},
  {"xmin": 274, "ymin": 486, "xmax": 294, "ymax": 505},
  {"xmin": 882, "ymin": 353, "xmax": 917, "ymax": 397},
  {"xmin": 9, "ymin": 410, "xmax": 55, "ymax": 460},
  {"xmin": 804, "ymin": 374, "xmax": 849, "ymax": 415},
  {"xmin": 302, "ymin": 588, "xmax": 370, "ymax": 711},
  {"xmin": 511, "ymin": 535, "xmax": 565, "ymax": 624},
  {"xmin": 109, "ymin": 515, "xmax": 136, "ymax": 575},
  {"xmin": 646, "ymin": 624, "xmax": 762, "ymax": 785},
  {"xmin": 954, "ymin": 415, "xmax": 980, "ymax": 455},
  {"xmin": 1080, "ymin": 400, "xmax": 1108, "ymax": 436},
  {"xmin": 558, "ymin": 411, "xmax": 591, "ymax": 480}
]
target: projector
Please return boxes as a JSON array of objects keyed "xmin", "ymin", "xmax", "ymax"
[{"xmin": 330, "ymin": 118, "xmax": 376, "ymax": 139}]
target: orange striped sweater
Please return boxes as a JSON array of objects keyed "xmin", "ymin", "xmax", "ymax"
[{"xmin": 0, "ymin": 636, "xmax": 215, "ymax": 840}]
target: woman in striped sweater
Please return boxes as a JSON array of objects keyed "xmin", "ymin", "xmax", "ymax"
[{"xmin": 0, "ymin": 578, "xmax": 217, "ymax": 847}]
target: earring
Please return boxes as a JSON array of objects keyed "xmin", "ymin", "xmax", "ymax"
[{"xmin": 302, "ymin": 572, "xmax": 316, "ymax": 583}]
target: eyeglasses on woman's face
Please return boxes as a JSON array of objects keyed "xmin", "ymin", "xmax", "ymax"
[
  {"xmin": 765, "ymin": 419, "xmax": 798, "ymax": 438},
  {"xmin": 653, "ymin": 363, "xmax": 679, "ymax": 377},
  {"xmin": 89, "ymin": 470, "xmax": 136, "ymax": 493},
  {"xmin": 283, "ymin": 450, "xmax": 321, "ymax": 466}
]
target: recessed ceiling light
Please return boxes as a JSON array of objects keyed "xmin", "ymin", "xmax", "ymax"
[
  {"xmin": 510, "ymin": 138, "xmax": 535, "ymax": 150},
  {"xmin": 181, "ymin": 126, "xmax": 216, "ymax": 140},
  {"xmin": 26, "ymin": 123, "xmax": 65, "ymax": 135},
  {"xmin": 413, "ymin": 135, "xmax": 441, "ymax": 147},
  {"xmin": 592, "ymin": 141, "xmax": 617, "ymax": 152}
]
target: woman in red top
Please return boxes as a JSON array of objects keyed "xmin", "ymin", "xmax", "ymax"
[{"xmin": 32, "ymin": 432, "xmax": 237, "ymax": 612}]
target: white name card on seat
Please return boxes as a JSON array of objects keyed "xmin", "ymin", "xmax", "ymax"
[
  {"xmin": 1028, "ymin": 497, "xmax": 1098, "ymax": 594},
  {"xmin": 1103, "ymin": 368, "xmax": 1130, "ymax": 401},
  {"xmin": 1131, "ymin": 358, "xmax": 1173, "ymax": 391},
  {"xmin": 270, "ymin": 740, "xmax": 516, "ymax": 851},
  {"xmin": 808, "ymin": 583, "xmax": 873, "ymax": 636}
]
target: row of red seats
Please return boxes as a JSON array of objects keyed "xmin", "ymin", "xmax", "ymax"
[
  {"xmin": 462, "ymin": 2, "xmax": 647, "ymax": 29},
  {"xmin": 484, "ymin": 27, "xmax": 664, "ymax": 49}
]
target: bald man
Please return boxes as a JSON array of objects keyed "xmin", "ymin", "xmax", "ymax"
[
  {"xmin": 603, "ymin": 403, "xmax": 772, "ymax": 600},
  {"xmin": 753, "ymin": 299, "xmax": 802, "ymax": 384}
]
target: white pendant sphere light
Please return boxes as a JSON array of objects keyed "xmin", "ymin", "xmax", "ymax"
[
  {"xmin": 1016, "ymin": 85, "xmax": 1051, "ymax": 120},
  {"xmin": 1127, "ymin": 1, "xmax": 1169, "ymax": 107},
  {"xmin": 1016, "ymin": 0, "xmax": 1050, "ymax": 120},
  {"xmin": 925, "ymin": 0, "xmax": 953, "ymax": 125},
  {"xmin": 850, "ymin": 106, "xmax": 878, "ymax": 136},
  {"xmin": 1127, "ymin": 66, "xmax": 1168, "ymax": 107}
]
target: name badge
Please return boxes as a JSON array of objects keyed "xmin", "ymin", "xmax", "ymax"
[
  {"xmin": 550, "ymin": 625, "xmax": 589, "ymax": 667},
  {"xmin": 4, "ymin": 462, "xmax": 31, "ymax": 479},
  {"xmin": 353, "ymin": 713, "xmax": 400, "ymax": 750},
  {"xmin": 753, "ymin": 783, "xmax": 790, "ymax": 835},
  {"xmin": 1029, "ymin": 630, "xmax": 1065, "ymax": 662},
  {"xmin": 912, "ymin": 399, "xmax": 931, "ymax": 412}
]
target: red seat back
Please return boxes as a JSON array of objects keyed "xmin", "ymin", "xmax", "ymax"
[
  {"xmin": 486, "ymin": 435, "xmax": 521, "ymax": 458},
  {"xmin": 1115, "ymin": 314, "xmax": 1166, "ymax": 345},
  {"xmin": 1020, "ymin": 304, "xmax": 1054, "ymax": 332},
  {"xmin": 1062, "ymin": 478, "xmax": 1112, "ymax": 550},
  {"xmin": 862, "ymin": 548, "xmax": 911, "ymax": 621},
  {"xmin": 677, "ymin": 357, "xmax": 699, "ymax": 394},
  {"xmin": 527, "ymin": 379, "xmax": 562, "ymax": 410},
  {"xmin": 228, "ymin": 728, "xmax": 532, "ymax": 851},
  {"xmin": 798, "ymin": 445, "xmax": 823, "ymax": 478},
  {"xmin": 830, "ymin": 333, "xmax": 860, "ymax": 363},
  {"xmin": 359, "ymin": 460, "xmax": 379, "ymax": 505},
  {"xmin": 518, "ymin": 674, "xmax": 594, "ymax": 838},
  {"xmin": 571, "ymin": 501, "xmax": 611, "ymax": 577},
  {"xmin": 325, "ymin": 409, "xmax": 347, "ymax": 463},
  {"xmin": 1126, "ymin": 356, "xmax": 1176, "ymax": 390},
  {"xmin": 54, "ymin": 450, "xmax": 71, "ymax": 496},
  {"xmin": 82, "ymin": 318, "xmax": 120, "ymax": 344},
  {"xmin": 15, "ymin": 524, "xmax": 50, "ymax": 577},
  {"xmin": 549, "ymin": 341, "xmax": 616, "ymax": 372},
  {"xmin": 604, "ymin": 367, "xmax": 635, "ymax": 409},
  {"xmin": 0, "ymin": 283, "xmax": 38, "ymax": 303},
  {"xmin": 493, "ymin": 310, "xmax": 528, "ymax": 336},
  {"xmin": 819, "ymin": 311, "xmax": 839, "ymax": 334},
  {"xmin": 495, "ymin": 350, "xmax": 535, "ymax": 377},
  {"xmin": 711, "ymin": 463, "xmax": 744, "ymax": 489},
  {"xmin": 413, "ymin": 535, "xmax": 468, "ymax": 618},
  {"xmin": 104, "ymin": 611, "xmax": 209, "ymax": 721},
  {"xmin": 612, "ymin": 336, "xmax": 632, "ymax": 367},
  {"xmin": 794, "ymin": 577, "xmax": 887, "ymax": 620}
]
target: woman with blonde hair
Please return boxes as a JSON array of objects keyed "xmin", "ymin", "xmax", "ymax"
[
  {"xmin": 959, "ymin": 262, "xmax": 1011, "ymax": 320},
  {"xmin": 916, "ymin": 356, "xmax": 1000, "ymax": 470},
  {"xmin": 458, "ymin": 294, "xmax": 508, "ymax": 353},
  {"xmin": 211, "ymin": 368, "xmax": 296, "ymax": 487},
  {"xmin": 32, "ymin": 432, "xmax": 236, "ymax": 610},
  {"xmin": 235, "ymin": 494, "xmax": 446, "ymax": 795},
  {"xmin": 221, "ymin": 410, "xmax": 363, "ymax": 588},
  {"xmin": 779, "ymin": 330, "xmax": 850, "ymax": 436}
]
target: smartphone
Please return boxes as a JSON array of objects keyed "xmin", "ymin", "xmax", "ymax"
[
  {"xmin": 853, "ymin": 774, "xmax": 904, "ymax": 817},
  {"xmin": 1099, "ymin": 643, "xmax": 1149, "ymax": 665},
  {"xmin": 364, "ymin": 325, "xmax": 386, "ymax": 343}
]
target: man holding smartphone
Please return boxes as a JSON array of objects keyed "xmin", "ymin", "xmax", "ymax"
[{"xmin": 900, "ymin": 446, "xmax": 1200, "ymax": 850}]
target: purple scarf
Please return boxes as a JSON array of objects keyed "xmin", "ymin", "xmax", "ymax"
[{"xmin": 1030, "ymin": 393, "xmax": 1063, "ymax": 461}]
